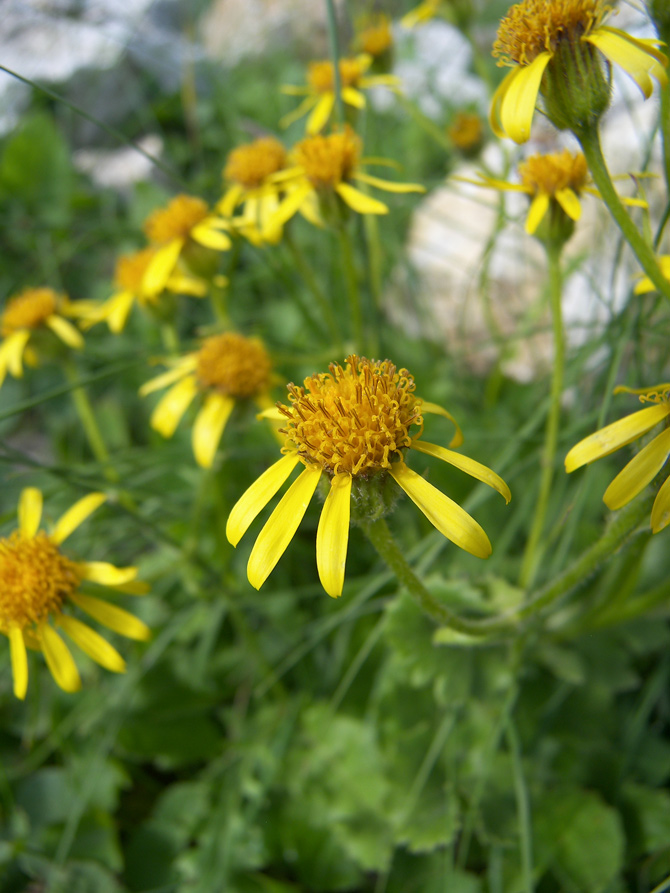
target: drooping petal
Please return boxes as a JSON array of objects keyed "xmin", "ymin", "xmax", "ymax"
[
  {"xmin": 390, "ymin": 461, "xmax": 492, "ymax": 558},
  {"xmin": 354, "ymin": 171, "xmax": 425, "ymax": 193},
  {"xmin": 279, "ymin": 95, "xmax": 318, "ymax": 129},
  {"xmin": 247, "ymin": 464, "xmax": 322, "ymax": 589},
  {"xmin": 316, "ymin": 473, "xmax": 352, "ymax": 598},
  {"xmin": 226, "ymin": 451, "xmax": 301, "ymax": 546},
  {"xmin": 269, "ymin": 182, "xmax": 314, "ymax": 229},
  {"xmin": 138, "ymin": 356, "xmax": 198, "ymax": 396},
  {"xmin": 651, "ymin": 474, "xmax": 670, "ymax": 532},
  {"xmin": 40, "ymin": 624, "xmax": 81, "ymax": 693},
  {"xmin": 191, "ymin": 220, "xmax": 232, "ymax": 251},
  {"xmin": 603, "ymin": 427, "xmax": 670, "ymax": 510},
  {"xmin": 45, "ymin": 315, "xmax": 84, "ymax": 349},
  {"xmin": 419, "ymin": 401, "xmax": 463, "ymax": 447},
  {"xmin": 307, "ymin": 93, "xmax": 335, "ymax": 134},
  {"xmin": 489, "ymin": 68, "xmax": 516, "ymax": 139},
  {"xmin": 219, "ymin": 184, "xmax": 244, "ymax": 217},
  {"xmin": 565, "ymin": 403, "xmax": 670, "ymax": 471},
  {"xmin": 52, "ymin": 492, "xmax": 107, "ymax": 544},
  {"xmin": 412, "ymin": 441, "xmax": 511, "ymax": 503},
  {"xmin": 500, "ymin": 52, "xmax": 551, "ymax": 144},
  {"xmin": 525, "ymin": 192, "xmax": 550, "ymax": 234},
  {"xmin": 335, "ymin": 182, "xmax": 389, "ymax": 215},
  {"xmin": 58, "ymin": 615, "xmax": 125, "ymax": 672},
  {"xmin": 634, "ymin": 256, "xmax": 670, "ymax": 295},
  {"xmin": 192, "ymin": 392, "xmax": 235, "ymax": 468},
  {"xmin": 0, "ymin": 330, "xmax": 31, "ymax": 379},
  {"xmin": 106, "ymin": 291, "xmax": 136, "ymax": 333},
  {"xmin": 18, "ymin": 487, "xmax": 43, "ymax": 538},
  {"xmin": 80, "ymin": 561, "xmax": 138, "ymax": 586},
  {"xmin": 554, "ymin": 187, "xmax": 582, "ymax": 221},
  {"xmin": 166, "ymin": 273, "xmax": 208, "ymax": 296},
  {"xmin": 586, "ymin": 27, "xmax": 668, "ymax": 98},
  {"xmin": 69, "ymin": 592, "xmax": 151, "ymax": 641},
  {"xmin": 150, "ymin": 375, "xmax": 199, "ymax": 438},
  {"xmin": 9, "ymin": 627, "xmax": 28, "ymax": 700},
  {"xmin": 342, "ymin": 87, "xmax": 366, "ymax": 109},
  {"xmin": 143, "ymin": 239, "xmax": 184, "ymax": 295}
]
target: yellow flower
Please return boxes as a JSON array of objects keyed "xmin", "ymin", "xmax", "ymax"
[
  {"xmin": 281, "ymin": 55, "xmax": 399, "ymax": 134},
  {"xmin": 565, "ymin": 384, "xmax": 670, "ymax": 532},
  {"xmin": 491, "ymin": 0, "xmax": 668, "ymax": 143},
  {"xmin": 226, "ymin": 355, "xmax": 511, "ymax": 599},
  {"xmin": 448, "ymin": 111, "xmax": 485, "ymax": 155},
  {"xmin": 270, "ymin": 126, "xmax": 425, "ymax": 226},
  {"xmin": 220, "ymin": 137, "xmax": 288, "ymax": 244},
  {"xmin": 402, "ymin": 0, "xmax": 443, "ymax": 27},
  {"xmin": 354, "ymin": 13, "xmax": 394, "ymax": 58},
  {"xmin": 634, "ymin": 255, "xmax": 670, "ymax": 295},
  {"xmin": 142, "ymin": 194, "xmax": 231, "ymax": 295},
  {"xmin": 1, "ymin": 488, "xmax": 150, "ymax": 699},
  {"xmin": 140, "ymin": 332, "xmax": 274, "ymax": 469},
  {"xmin": 0, "ymin": 287, "xmax": 86, "ymax": 388}
]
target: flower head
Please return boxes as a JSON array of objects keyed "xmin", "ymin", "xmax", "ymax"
[
  {"xmin": 1, "ymin": 488, "xmax": 150, "ymax": 699},
  {"xmin": 448, "ymin": 111, "xmax": 485, "ymax": 155},
  {"xmin": 0, "ymin": 288, "xmax": 86, "ymax": 388},
  {"xmin": 140, "ymin": 332, "xmax": 274, "ymax": 469},
  {"xmin": 227, "ymin": 355, "xmax": 511, "ymax": 598},
  {"xmin": 281, "ymin": 55, "xmax": 399, "ymax": 134},
  {"xmin": 565, "ymin": 383, "xmax": 670, "ymax": 532},
  {"xmin": 220, "ymin": 137, "xmax": 287, "ymax": 244},
  {"xmin": 354, "ymin": 13, "xmax": 394, "ymax": 59},
  {"xmin": 491, "ymin": 0, "xmax": 668, "ymax": 142}
]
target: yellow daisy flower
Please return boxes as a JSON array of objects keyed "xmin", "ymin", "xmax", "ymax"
[
  {"xmin": 281, "ymin": 55, "xmax": 399, "ymax": 134},
  {"xmin": 219, "ymin": 137, "xmax": 288, "ymax": 244},
  {"xmin": 270, "ymin": 126, "xmax": 425, "ymax": 226},
  {"xmin": 565, "ymin": 383, "xmax": 670, "ymax": 532},
  {"xmin": 491, "ymin": 0, "xmax": 668, "ymax": 143},
  {"xmin": 448, "ymin": 111, "xmax": 485, "ymax": 155},
  {"xmin": 354, "ymin": 13, "xmax": 394, "ymax": 59},
  {"xmin": 226, "ymin": 355, "xmax": 511, "ymax": 599},
  {"xmin": 140, "ymin": 332, "xmax": 274, "ymax": 469},
  {"xmin": 634, "ymin": 255, "xmax": 670, "ymax": 295},
  {"xmin": 142, "ymin": 194, "xmax": 232, "ymax": 296},
  {"xmin": 1, "ymin": 488, "xmax": 150, "ymax": 699},
  {"xmin": 0, "ymin": 287, "xmax": 86, "ymax": 389}
]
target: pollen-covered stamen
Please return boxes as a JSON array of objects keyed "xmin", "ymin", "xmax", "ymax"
[
  {"xmin": 519, "ymin": 149, "xmax": 589, "ymax": 196},
  {"xmin": 144, "ymin": 194, "xmax": 209, "ymax": 244},
  {"xmin": 279, "ymin": 355, "xmax": 423, "ymax": 476},
  {"xmin": 224, "ymin": 138, "xmax": 287, "ymax": 189},
  {"xmin": 639, "ymin": 387, "xmax": 670, "ymax": 406},
  {"xmin": 308, "ymin": 58, "xmax": 365, "ymax": 93},
  {"xmin": 493, "ymin": 0, "xmax": 611, "ymax": 67},
  {"xmin": 195, "ymin": 332, "xmax": 272, "ymax": 397},
  {"xmin": 114, "ymin": 248, "xmax": 157, "ymax": 295},
  {"xmin": 294, "ymin": 128, "xmax": 361, "ymax": 188},
  {"xmin": 0, "ymin": 532, "xmax": 81, "ymax": 629},
  {"xmin": 1, "ymin": 288, "xmax": 59, "ymax": 335}
]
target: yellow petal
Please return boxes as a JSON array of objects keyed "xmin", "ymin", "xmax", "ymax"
[
  {"xmin": 247, "ymin": 464, "xmax": 322, "ymax": 589},
  {"xmin": 555, "ymin": 187, "xmax": 582, "ymax": 221},
  {"xmin": 150, "ymin": 375, "xmax": 198, "ymax": 438},
  {"xmin": 0, "ymin": 330, "xmax": 31, "ymax": 379},
  {"xmin": 316, "ymin": 473, "xmax": 352, "ymax": 598},
  {"xmin": 354, "ymin": 171, "xmax": 425, "ymax": 193},
  {"xmin": 651, "ymin": 474, "xmax": 670, "ymax": 533},
  {"xmin": 143, "ymin": 239, "xmax": 183, "ymax": 295},
  {"xmin": 389, "ymin": 461, "xmax": 492, "ymax": 558},
  {"xmin": 219, "ymin": 183, "xmax": 244, "ymax": 217},
  {"xmin": 58, "ymin": 614, "xmax": 126, "ymax": 673},
  {"xmin": 18, "ymin": 487, "xmax": 43, "ymax": 538},
  {"xmin": 489, "ymin": 68, "xmax": 516, "ymax": 139},
  {"xmin": 586, "ymin": 27, "xmax": 668, "ymax": 98},
  {"xmin": 335, "ymin": 182, "xmax": 389, "ymax": 215},
  {"xmin": 52, "ymin": 492, "xmax": 107, "ymax": 544},
  {"xmin": 192, "ymin": 392, "xmax": 235, "ymax": 468},
  {"xmin": 500, "ymin": 52, "xmax": 551, "ymax": 143},
  {"xmin": 342, "ymin": 87, "xmax": 366, "ymax": 109},
  {"xmin": 412, "ymin": 441, "xmax": 511, "ymax": 503},
  {"xmin": 269, "ymin": 181, "xmax": 314, "ymax": 229},
  {"xmin": 307, "ymin": 93, "xmax": 335, "ymax": 134},
  {"xmin": 280, "ymin": 95, "xmax": 318, "ymax": 129},
  {"xmin": 565, "ymin": 404, "xmax": 670, "ymax": 472},
  {"xmin": 139, "ymin": 356, "xmax": 197, "ymax": 396},
  {"xmin": 80, "ymin": 561, "xmax": 138, "ymax": 586},
  {"xmin": 166, "ymin": 273, "xmax": 208, "ymax": 296},
  {"xmin": 40, "ymin": 624, "xmax": 81, "ymax": 693},
  {"xmin": 106, "ymin": 291, "xmax": 136, "ymax": 333},
  {"xmin": 525, "ymin": 192, "xmax": 550, "ymax": 234},
  {"xmin": 9, "ymin": 627, "xmax": 28, "ymax": 700},
  {"xmin": 226, "ymin": 452, "xmax": 301, "ymax": 546},
  {"xmin": 603, "ymin": 427, "xmax": 670, "ymax": 510},
  {"xmin": 191, "ymin": 220, "xmax": 232, "ymax": 251},
  {"xmin": 634, "ymin": 275, "xmax": 655, "ymax": 295},
  {"xmin": 419, "ymin": 401, "xmax": 463, "ymax": 447},
  {"xmin": 46, "ymin": 315, "xmax": 84, "ymax": 349},
  {"xmin": 69, "ymin": 592, "xmax": 150, "ymax": 641}
]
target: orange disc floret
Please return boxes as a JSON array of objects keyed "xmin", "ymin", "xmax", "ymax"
[
  {"xmin": 308, "ymin": 58, "xmax": 365, "ymax": 93},
  {"xmin": 144, "ymin": 195, "xmax": 209, "ymax": 244},
  {"xmin": 196, "ymin": 332, "xmax": 272, "ymax": 397},
  {"xmin": 278, "ymin": 355, "xmax": 423, "ymax": 476},
  {"xmin": 114, "ymin": 248, "xmax": 157, "ymax": 292},
  {"xmin": 224, "ymin": 137, "xmax": 287, "ymax": 189},
  {"xmin": 1, "ymin": 288, "xmax": 59, "ymax": 335},
  {"xmin": 294, "ymin": 127, "xmax": 361, "ymax": 188},
  {"xmin": 518, "ymin": 149, "xmax": 589, "ymax": 195}
]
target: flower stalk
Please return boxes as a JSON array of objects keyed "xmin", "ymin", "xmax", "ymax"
[{"xmin": 64, "ymin": 360, "xmax": 118, "ymax": 483}]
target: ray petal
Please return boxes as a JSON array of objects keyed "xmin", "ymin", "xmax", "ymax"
[
  {"xmin": 354, "ymin": 171, "xmax": 425, "ymax": 193},
  {"xmin": 603, "ymin": 427, "xmax": 670, "ymax": 510},
  {"xmin": 80, "ymin": 561, "xmax": 138, "ymax": 586},
  {"xmin": 316, "ymin": 473, "xmax": 352, "ymax": 598},
  {"xmin": 46, "ymin": 315, "xmax": 84, "ymax": 349},
  {"xmin": 565, "ymin": 404, "xmax": 670, "ymax": 471},
  {"xmin": 525, "ymin": 192, "xmax": 550, "ymax": 234},
  {"xmin": 9, "ymin": 627, "xmax": 28, "ymax": 700},
  {"xmin": 139, "ymin": 357, "xmax": 198, "ymax": 396},
  {"xmin": 500, "ymin": 52, "xmax": 551, "ymax": 143},
  {"xmin": 651, "ymin": 474, "xmax": 670, "ymax": 533},
  {"xmin": 40, "ymin": 624, "xmax": 81, "ymax": 693},
  {"xmin": 226, "ymin": 451, "xmax": 301, "ymax": 546},
  {"xmin": 192, "ymin": 392, "xmax": 235, "ymax": 468},
  {"xmin": 412, "ymin": 441, "xmax": 511, "ymax": 503},
  {"xmin": 58, "ymin": 614, "xmax": 125, "ymax": 673},
  {"xmin": 335, "ymin": 182, "xmax": 388, "ymax": 214},
  {"xmin": 586, "ymin": 28, "xmax": 667, "ymax": 97},
  {"xmin": 150, "ymin": 375, "xmax": 199, "ymax": 438},
  {"xmin": 307, "ymin": 94, "xmax": 335, "ymax": 134},
  {"xmin": 70, "ymin": 592, "xmax": 151, "ymax": 641},
  {"xmin": 555, "ymin": 187, "xmax": 582, "ymax": 221},
  {"xmin": 143, "ymin": 239, "xmax": 183, "ymax": 295},
  {"xmin": 52, "ymin": 492, "xmax": 107, "ymax": 544},
  {"xmin": 419, "ymin": 401, "xmax": 463, "ymax": 447},
  {"xmin": 18, "ymin": 487, "xmax": 43, "ymax": 538}
]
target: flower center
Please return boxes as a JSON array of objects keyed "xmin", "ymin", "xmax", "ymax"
[
  {"xmin": 358, "ymin": 15, "xmax": 393, "ymax": 57},
  {"xmin": 224, "ymin": 138, "xmax": 287, "ymax": 189},
  {"xmin": 308, "ymin": 58, "xmax": 364, "ymax": 93},
  {"xmin": 278, "ymin": 355, "xmax": 423, "ymax": 476},
  {"xmin": 448, "ymin": 111, "xmax": 484, "ymax": 151},
  {"xmin": 144, "ymin": 195, "xmax": 209, "ymax": 244},
  {"xmin": 518, "ymin": 149, "xmax": 589, "ymax": 196},
  {"xmin": 493, "ymin": 0, "xmax": 610, "ymax": 67},
  {"xmin": 638, "ymin": 386, "xmax": 670, "ymax": 405},
  {"xmin": 114, "ymin": 248, "xmax": 157, "ymax": 294},
  {"xmin": 294, "ymin": 128, "xmax": 360, "ymax": 188},
  {"xmin": 196, "ymin": 333, "xmax": 272, "ymax": 397},
  {"xmin": 0, "ymin": 532, "xmax": 81, "ymax": 629},
  {"xmin": 1, "ymin": 288, "xmax": 59, "ymax": 335}
]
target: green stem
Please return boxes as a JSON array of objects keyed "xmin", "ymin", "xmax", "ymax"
[
  {"xmin": 506, "ymin": 717, "xmax": 534, "ymax": 893},
  {"xmin": 160, "ymin": 321, "xmax": 180, "ymax": 355},
  {"xmin": 363, "ymin": 213, "xmax": 383, "ymax": 355},
  {"xmin": 337, "ymin": 220, "xmax": 365, "ymax": 352},
  {"xmin": 325, "ymin": 0, "xmax": 345, "ymax": 125},
  {"xmin": 63, "ymin": 360, "xmax": 118, "ymax": 483},
  {"xmin": 284, "ymin": 231, "xmax": 342, "ymax": 349},
  {"xmin": 660, "ymin": 83, "xmax": 670, "ymax": 196},
  {"xmin": 519, "ymin": 245, "xmax": 565, "ymax": 588},
  {"xmin": 396, "ymin": 93, "xmax": 451, "ymax": 151},
  {"xmin": 577, "ymin": 125, "xmax": 670, "ymax": 303}
]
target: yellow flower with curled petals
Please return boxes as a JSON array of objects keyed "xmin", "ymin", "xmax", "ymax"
[
  {"xmin": 0, "ymin": 287, "xmax": 87, "ymax": 389},
  {"xmin": 227, "ymin": 355, "xmax": 511, "ymax": 599},
  {"xmin": 634, "ymin": 255, "xmax": 670, "ymax": 295},
  {"xmin": 491, "ymin": 0, "xmax": 668, "ymax": 143},
  {"xmin": 220, "ymin": 137, "xmax": 288, "ymax": 245},
  {"xmin": 270, "ymin": 126, "xmax": 425, "ymax": 227},
  {"xmin": 565, "ymin": 384, "xmax": 670, "ymax": 532},
  {"xmin": 142, "ymin": 194, "xmax": 231, "ymax": 296},
  {"xmin": 281, "ymin": 55, "xmax": 399, "ymax": 134},
  {"xmin": 1, "ymin": 488, "xmax": 150, "ymax": 699},
  {"xmin": 140, "ymin": 332, "xmax": 274, "ymax": 469}
]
